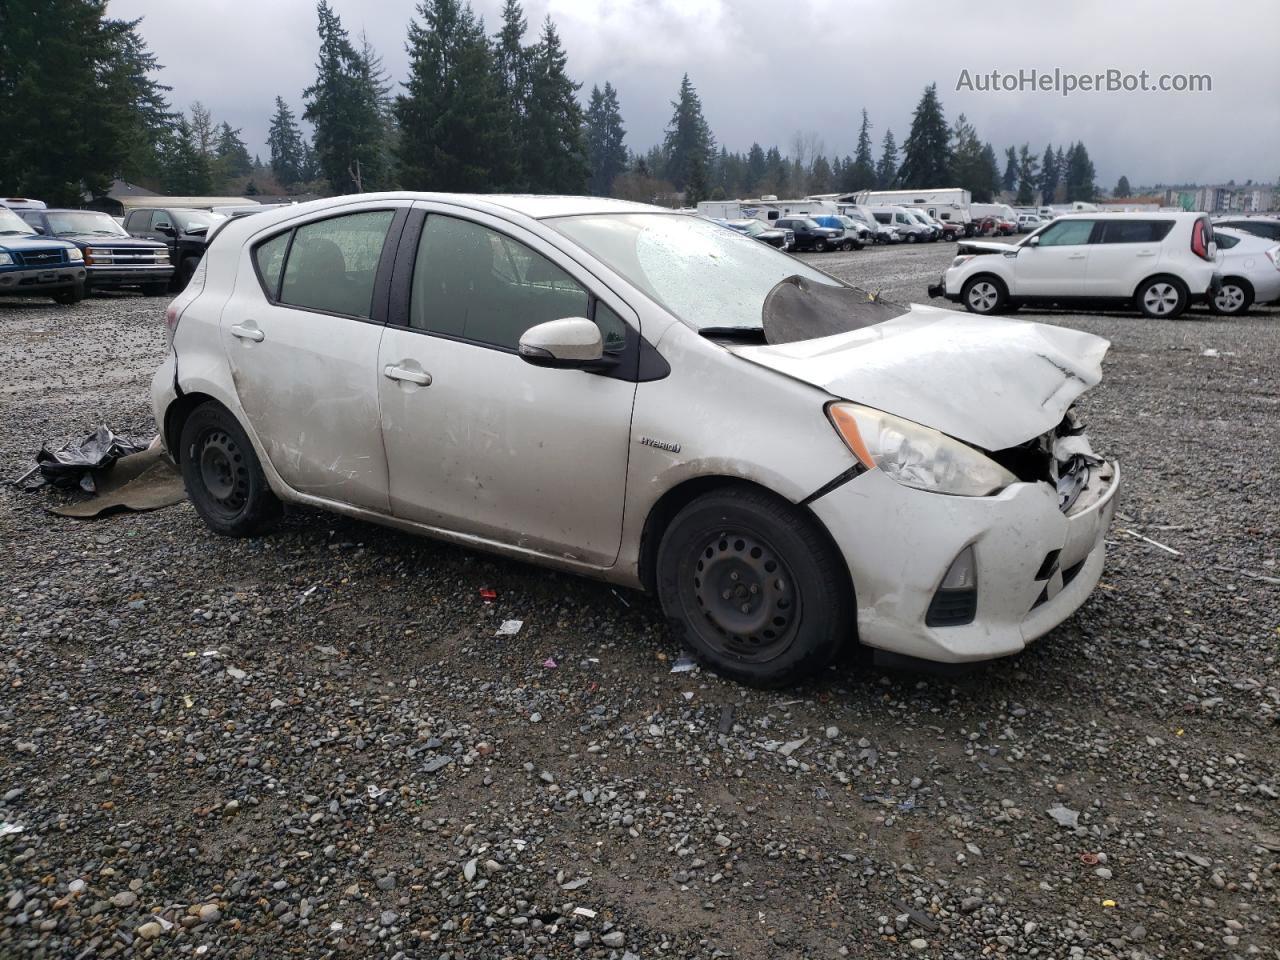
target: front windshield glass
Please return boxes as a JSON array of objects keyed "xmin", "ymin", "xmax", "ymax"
[
  {"xmin": 47, "ymin": 211, "xmax": 127, "ymax": 237},
  {"xmin": 549, "ymin": 213, "xmax": 842, "ymax": 332},
  {"xmin": 0, "ymin": 208, "xmax": 36, "ymax": 236},
  {"xmin": 172, "ymin": 210, "xmax": 227, "ymax": 232}
]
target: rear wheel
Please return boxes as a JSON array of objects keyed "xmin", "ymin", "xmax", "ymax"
[
  {"xmin": 813, "ymin": 240, "xmax": 827, "ymax": 253},
  {"xmin": 1135, "ymin": 276, "xmax": 1188, "ymax": 319},
  {"xmin": 961, "ymin": 275, "xmax": 1007, "ymax": 315},
  {"xmin": 179, "ymin": 402, "xmax": 281, "ymax": 537},
  {"xmin": 1211, "ymin": 278, "xmax": 1253, "ymax": 315},
  {"xmin": 656, "ymin": 487, "xmax": 852, "ymax": 688}
]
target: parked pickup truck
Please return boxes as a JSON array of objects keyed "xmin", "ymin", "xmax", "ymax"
[
  {"xmin": 18, "ymin": 208, "xmax": 172, "ymax": 295},
  {"xmin": 0, "ymin": 206, "xmax": 87, "ymax": 303},
  {"xmin": 124, "ymin": 207, "xmax": 227, "ymax": 291}
]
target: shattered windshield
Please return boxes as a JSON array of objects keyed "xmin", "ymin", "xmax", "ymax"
[{"xmin": 548, "ymin": 213, "xmax": 850, "ymax": 334}]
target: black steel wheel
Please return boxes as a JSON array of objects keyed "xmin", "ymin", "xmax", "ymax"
[
  {"xmin": 179, "ymin": 401, "xmax": 281, "ymax": 536},
  {"xmin": 656, "ymin": 486, "xmax": 853, "ymax": 687}
]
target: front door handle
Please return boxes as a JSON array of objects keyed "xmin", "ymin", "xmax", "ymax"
[
  {"xmin": 1067, "ymin": 253, "xmax": 1087, "ymax": 260},
  {"xmin": 384, "ymin": 364, "xmax": 431, "ymax": 386},
  {"xmin": 230, "ymin": 323, "xmax": 264, "ymax": 342}
]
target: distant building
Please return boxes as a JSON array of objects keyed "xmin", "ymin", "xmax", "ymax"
[
  {"xmin": 1162, "ymin": 185, "xmax": 1277, "ymax": 213},
  {"xmin": 84, "ymin": 179, "xmax": 258, "ymax": 216}
]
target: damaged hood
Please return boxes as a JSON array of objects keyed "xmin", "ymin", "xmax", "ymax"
[
  {"xmin": 957, "ymin": 239, "xmax": 1017, "ymax": 256},
  {"xmin": 727, "ymin": 303, "xmax": 1109, "ymax": 450}
]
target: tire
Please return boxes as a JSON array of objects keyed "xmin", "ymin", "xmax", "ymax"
[
  {"xmin": 841, "ymin": 240, "xmax": 854, "ymax": 251},
  {"xmin": 655, "ymin": 486, "xmax": 853, "ymax": 688},
  {"xmin": 1210, "ymin": 278, "xmax": 1253, "ymax": 316},
  {"xmin": 143, "ymin": 283, "xmax": 170, "ymax": 297},
  {"xmin": 961, "ymin": 275, "xmax": 1007, "ymax": 315},
  {"xmin": 52, "ymin": 288, "xmax": 84, "ymax": 305},
  {"xmin": 179, "ymin": 402, "xmax": 282, "ymax": 537},
  {"xmin": 813, "ymin": 240, "xmax": 827, "ymax": 253},
  {"xmin": 1135, "ymin": 276, "xmax": 1188, "ymax": 319},
  {"xmin": 906, "ymin": 233, "xmax": 917, "ymax": 244}
]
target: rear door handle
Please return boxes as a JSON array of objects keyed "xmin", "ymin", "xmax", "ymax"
[
  {"xmin": 1136, "ymin": 250, "xmax": 1156, "ymax": 257},
  {"xmin": 384, "ymin": 364, "xmax": 431, "ymax": 386},
  {"xmin": 230, "ymin": 323, "xmax": 264, "ymax": 342}
]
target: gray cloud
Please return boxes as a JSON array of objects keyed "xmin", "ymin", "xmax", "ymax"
[{"xmin": 108, "ymin": 0, "xmax": 1279, "ymax": 187}]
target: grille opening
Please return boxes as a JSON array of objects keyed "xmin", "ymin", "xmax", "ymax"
[
  {"xmin": 1034, "ymin": 549, "xmax": 1061, "ymax": 581},
  {"xmin": 1060, "ymin": 559, "xmax": 1085, "ymax": 587},
  {"xmin": 988, "ymin": 440, "xmax": 1052, "ymax": 483},
  {"xmin": 926, "ymin": 588, "xmax": 977, "ymax": 627}
]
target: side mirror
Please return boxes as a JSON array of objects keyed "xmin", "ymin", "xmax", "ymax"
[
  {"xmin": 155, "ymin": 222, "xmax": 175, "ymax": 235},
  {"xmin": 518, "ymin": 318, "xmax": 612, "ymax": 369},
  {"xmin": 32, "ymin": 225, "xmax": 46, "ymax": 234},
  {"xmin": 1026, "ymin": 235, "xmax": 1040, "ymax": 247}
]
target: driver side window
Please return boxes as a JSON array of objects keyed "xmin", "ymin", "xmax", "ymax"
[
  {"xmin": 409, "ymin": 215, "xmax": 593, "ymax": 351},
  {"xmin": 1036, "ymin": 220, "xmax": 1095, "ymax": 246}
]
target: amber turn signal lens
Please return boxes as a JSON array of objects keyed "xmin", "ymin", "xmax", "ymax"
[{"xmin": 827, "ymin": 404, "xmax": 877, "ymax": 469}]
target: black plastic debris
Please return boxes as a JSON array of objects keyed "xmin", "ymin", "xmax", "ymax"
[{"xmin": 12, "ymin": 426, "xmax": 148, "ymax": 493}]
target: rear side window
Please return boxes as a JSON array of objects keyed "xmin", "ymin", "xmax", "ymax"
[
  {"xmin": 253, "ymin": 232, "xmax": 290, "ymax": 299},
  {"xmin": 1098, "ymin": 220, "xmax": 1175, "ymax": 244},
  {"xmin": 409, "ymin": 215, "xmax": 589, "ymax": 350},
  {"xmin": 279, "ymin": 210, "xmax": 394, "ymax": 318},
  {"xmin": 124, "ymin": 211, "xmax": 145, "ymax": 231},
  {"xmin": 1215, "ymin": 233, "xmax": 1240, "ymax": 250}
]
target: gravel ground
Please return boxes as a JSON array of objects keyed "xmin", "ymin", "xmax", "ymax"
[{"xmin": 2, "ymin": 242, "xmax": 1278, "ymax": 960}]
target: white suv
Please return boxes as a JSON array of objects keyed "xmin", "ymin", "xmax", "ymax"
[{"xmin": 930, "ymin": 212, "xmax": 1221, "ymax": 319}]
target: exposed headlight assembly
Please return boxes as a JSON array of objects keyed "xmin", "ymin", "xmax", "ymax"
[
  {"xmin": 827, "ymin": 402, "xmax": 1017, "ymax": 497},
  {"xmin": 0, "ymin": 252, "xmax": 13, "ymax": 265},
  {"xmin": 66, "ymin": 247, "xmax": 84, "ymax": 261}
]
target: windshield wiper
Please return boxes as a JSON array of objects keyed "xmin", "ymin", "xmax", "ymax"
[{"xmin": 0, "ymin": 229, "xmax": 33, "ymax": 236}]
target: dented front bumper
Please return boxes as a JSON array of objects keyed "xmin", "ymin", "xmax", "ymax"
[{"xmin": 809, "ymin": 458, "xmax": 1120, "ymax": 663}]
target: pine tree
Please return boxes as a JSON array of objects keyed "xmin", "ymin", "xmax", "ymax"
[
  {"xmin": 267, "ymin": 96, "xmax": 306, "ymax": 187},
  {"xmin": 850, "ymin": 108, "xmax": 877, "ymax": 190},
  {"xmin": 396, "ymin": 0, "xmax": 505, "ymax": 191},
  {"xmin": 949, "ymin": 113, "xmax": 988, "ymax": 199},
  {"xmin": 978, "ymin": 143, "xmax": 1001, "ymax": 203},
  {"xmin": 584, "ymin": 82, "xmax": 627, "ymax": 196},
  {"xmin": 1114, "ymin": 175, "xmax": 1131, "ymax": 198},
  {"xmin": 1038, "ymin": 144, "xmax": 1059, "ymax": 206},
  {"xmin": 163, "ymin": 116, "xmax": 213, "ymax": 194},
  {"xmin": 662, "ymin": 74, "xmax": 714, "ymax": 193},
  {"xmin": 189, "ymin": 101, "xmax": 217, "ymax": 158},
  {"xmin": 876, "ymin": 130, "xmax": 898, "ymax": 188},
  {"xmin": 764, "ymin": 145, "xmax": 787, "ymax": 196},
  {"xmin": 0, "ymin": 1, "xmax": 173, "ymax": 204},
  {"xmin": 304, "ymin": 1, "xmax": 389, "ymax": 193},
  {"xmin": 353, "ymin": 30, "xmax": 396, "ymax": 190},
  {"xmin": 215, "ymin": 122, "xmax": 253, "ymax": 181},
  {"xmin": 1002, "ymin": 146, "xmax": 1018, "ymax": 194},
  {"xmin": 1064, "ymin": 142, "xmax": 1097, "ymax": 202},
  {"xmin": 492, "ymin": 0, "xmax": 530, "ymax": 189},
  {"xmin": 809, "ymin": 155, "xmax": 833, "ymax": 194},
  {"xmin": 522, "ymin": 18, "xmax": 587, "ymax": 192},
  {"xmin": 1015, "ymin": 143, "xmax": 1039, "ymax": 205},
  {"xmin": 898, "ymin": 84, "xmax": 949, "ymax": 188},
  {"xmin": 745, "ymin": 143, "xmax": 766, "ymax": 194}
]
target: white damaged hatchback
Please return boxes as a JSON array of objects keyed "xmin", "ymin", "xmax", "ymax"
[{"xmin": 153, "ymin": 194, "xmax": 1120, "ymax": 687}]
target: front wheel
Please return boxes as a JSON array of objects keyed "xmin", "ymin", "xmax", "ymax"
[
  {"xmin": 1210, "ymin": 278, "xmax": 1253, "ymax": 316},
  {"xmin": 52, "ymin": 287, "xmax": 84, "ymax": 305},
  {"xmin": 841, "ymin": 240, "xmax": 854, "ymax": 251},
  {"xmin": 179, "ymin": 402, "xmax": 282, "ymax": 537},
  {"xmin": 905, "ymin": 234, "xmax": 917, "ymax": 244},
  {"xmin": 1135, "ymin": 276, "xmax": 1188, "ymax": 319},
  {"xmin": 961, "ymin": 275, "xmax": 1007, "ymax": 315},
  {"xmin": 655, "ymin": 487, "xmax": 853, "ymax": 688}
]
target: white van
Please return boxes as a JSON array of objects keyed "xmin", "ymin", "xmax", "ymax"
[{"xmin": 870, "ymin": 206, "xmax": 932, "ymax": 243}]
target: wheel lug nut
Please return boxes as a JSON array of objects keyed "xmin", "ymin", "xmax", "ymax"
[
  {"xmin": 721, "ymin": 590, "xmax": 732, "ymax": 600},
  {"xmin": 740, "ymin": 603, "xmax": 750, "ymax": 614},
  {"xmin": 729, "ymin": 572, "xmax": 739, "ymax": 581},
  {"xmin": 749, "ymin": 584, "xmax": 759, "ymax": 594}
]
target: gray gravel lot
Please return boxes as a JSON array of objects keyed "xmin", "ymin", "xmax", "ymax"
[{"xmin": 2, "ymin": 240, "xmax": 1278, "ymax": 959}]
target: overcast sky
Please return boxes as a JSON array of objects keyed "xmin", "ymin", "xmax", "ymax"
[{"xmin": 108, "ymin": 0, "xmax": 1278, "ymax": 189}]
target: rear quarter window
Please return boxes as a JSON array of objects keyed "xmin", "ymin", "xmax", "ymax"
[
  {"xmin": 1098, "ymin": 220, "xmax": 1175, "ymax": 243},
  {"xmin": 253, "ymin": 232, "xmax": 291, "ymax": 299}
]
